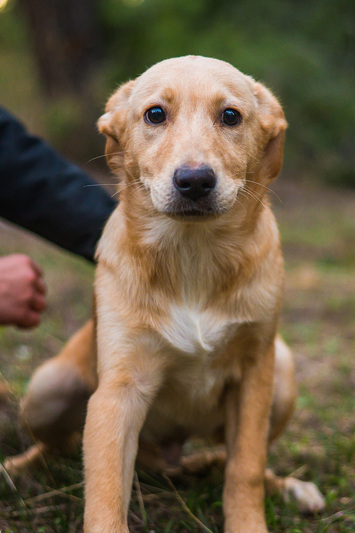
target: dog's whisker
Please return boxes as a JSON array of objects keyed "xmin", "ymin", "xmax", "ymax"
[
  {"xmin": 86, "ymin": 150, "xmax": 130, "ymax": 165},
  {"xmin": 124, "ymin": 182, "xmax": 146, "ymax": 200},
  {"xmin": 86, "ymin": 154, "xmax": 110, "ymax": 164},
  {"xmin": 239, "ymin": 188, "xmax": 266, "ymax": 210},
  {"xmin": 243, "ymin": 179, "xmax": 282, "ymax": 204},
  {"xmin": 118, "ymin": 180, "xmax": 142, "ymax": 193},
  {"xmin": 239, "ymin": 187, "xmax": 268, "ymax": 211},
  {"xmin": 235, "ymin": 197, "xmax": 248, "ymax": 216}
]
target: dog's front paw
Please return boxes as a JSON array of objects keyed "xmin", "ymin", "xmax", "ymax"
[{"xmin": 283, "ymin": 477, "xmax": 325, "ymax": 514}]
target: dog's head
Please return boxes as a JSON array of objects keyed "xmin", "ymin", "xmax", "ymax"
[{"xmin": 99, "ymin": 56, "xmax": 287, "ymax": 220}]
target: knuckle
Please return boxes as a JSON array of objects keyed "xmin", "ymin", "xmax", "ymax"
[
  {"xmin": 18, "ymin": 308, "xmax": 29, "ymax": 326},
  {"xmin": 25, "ymin": 271, "xmax": 37, "ymax": 285},
  {"xmin": 18, "ymin": 254, "xmax": 32, "ymax": 266},
  {"xmin": 23, "ymin": 289, "xmax": 33, "ymax": 303}
]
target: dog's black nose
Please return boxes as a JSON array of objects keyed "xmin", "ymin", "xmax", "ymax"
[{"xmin": 173, "ymin": 165, "xmax": 216, "ymax": 202}]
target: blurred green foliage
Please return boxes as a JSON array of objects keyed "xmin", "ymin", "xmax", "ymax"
[
  {"xmin": 1, "ymin": 0, "xmax": 354, "ymax": 186},
  {"xmin": 98, "ymin": 0, "xmax": 355, "ymax": 187}
]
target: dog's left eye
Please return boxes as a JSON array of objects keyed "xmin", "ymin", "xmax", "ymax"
[
  {"xmin": 144, "ymin": 106, "xmax": 166, "ymax": 125},
  {"xmin": 221, "ymin": 108, "xmax": 242, "ymax": 126}
]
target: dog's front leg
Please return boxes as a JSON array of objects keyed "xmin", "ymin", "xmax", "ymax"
[
  {"xmin": 83, "ymin": 346, "xmax": 165, "ymax": 533},
  {"xmin": 223, "ymin": 339, "xmax": 275, "ymax": 533}
]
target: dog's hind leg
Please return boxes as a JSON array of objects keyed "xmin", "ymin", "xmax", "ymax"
[
  {"xmin": 265, "ymin": 336, "xmax": 325, "ymax": 513},
  {"xmin": 174, "ymin": 447, "xmax": 227, "ymax": 475},
  {"xmin": 268, "ymin": 335, "xmax": 297, "ymax": 444},
  {"xmin": 264, "ymin": 468, "xmax": 325, "ymax": 513},
  {"xmin": 4, "ymin": 442, "xmax": 49, "ymax": 476},
  {"xmin": 4, "ymin": 320, "xmax": 97, "ymax": 476}
]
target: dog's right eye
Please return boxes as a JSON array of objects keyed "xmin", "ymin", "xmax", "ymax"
[{"xmin": 144, "ymin": 107, "xmax": 166, "ymax": 125}]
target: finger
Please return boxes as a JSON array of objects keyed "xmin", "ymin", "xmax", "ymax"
[
  {"xmin": 30, "ymin": 260, "xmax": 43, "ymax": 277},
  {"xmin": 34, "ymin": 276, "xmax": 47, "ymax": 295},
  {"xmin": 17, "ymin": 310, "xmax": 41, "ymax": 329},
  {"xmin": 31, "ymin": 293, "xmax": 47, "ymax": 313}
]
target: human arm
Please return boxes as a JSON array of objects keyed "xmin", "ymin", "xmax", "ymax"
[{"xmin": 0, "ymin": 107, "xmax": 116, "ymax": 262}]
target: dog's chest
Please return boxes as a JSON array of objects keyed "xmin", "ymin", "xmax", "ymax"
[
  {"xmin": 160, "ymin": 302, "xmax": 240, "ymax": 356},
  {"xmin": 141, "ymin": 304, "xmax": 243, "ymax": 441}
]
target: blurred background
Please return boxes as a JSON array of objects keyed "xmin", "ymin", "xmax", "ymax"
[
  {"xmin": 0, "ymin": 0, "xmax": 354, "ymax": 186},
  {"xmin": 0, "ymin": 1, "xmax": 354, "ymax": 532}
]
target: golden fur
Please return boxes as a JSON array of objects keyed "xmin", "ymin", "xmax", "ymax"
[{"xmin": 6, "ymin": 56, "xmax": 325, "ymax": 532}]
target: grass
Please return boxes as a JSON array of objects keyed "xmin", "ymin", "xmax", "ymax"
[{"xmin": 0, "ymin": 177, "xmax": 354, "ymax": 532}]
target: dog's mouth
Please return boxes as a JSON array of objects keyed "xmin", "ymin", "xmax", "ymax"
[
  {"xmin": 164, "ymin": 205, "xmax": 224, "ymax": 221},
  {"xmin": 175, "ymin": 208, "xmax": 212, "ymax": 216},
  {"xmin": 183, "ymin": 209, "xmax": 209, "ymax": 216},
  {"xmin": 158, "ymin": 190, "xmax": 235, "ymax": 220}
]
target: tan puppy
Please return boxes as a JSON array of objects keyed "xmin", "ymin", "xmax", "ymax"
[{"xmin": 6, "ymin": 56, "xmax": 325, "ymax": 532}]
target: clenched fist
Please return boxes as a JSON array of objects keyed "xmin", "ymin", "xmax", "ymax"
[{"xmin": 0, "ymin": 254, "xmax": 47, "ymax": 328}]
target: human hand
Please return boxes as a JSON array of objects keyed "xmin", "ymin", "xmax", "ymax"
[{"xmin": 0, "ymin": 254, "xmax": 47, "ymax": 328}]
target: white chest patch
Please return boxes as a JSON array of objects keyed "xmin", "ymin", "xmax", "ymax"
[{"xmin": 160, "ymin": 303, "xmax": 240, "ymax": 355}]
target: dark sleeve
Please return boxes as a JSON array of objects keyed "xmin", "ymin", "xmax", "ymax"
[{"xmin": 0, "ymin": 107, "xmax": 116, "ymax": 262}]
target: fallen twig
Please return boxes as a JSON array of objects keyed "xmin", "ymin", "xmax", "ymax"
[
  {"xmin": 24, "ymin": 481, "xmax": 84, "ymax": 505},
  {"xmin": 163, "ymin": 474, "xmax": 214, "ymax": 533}
]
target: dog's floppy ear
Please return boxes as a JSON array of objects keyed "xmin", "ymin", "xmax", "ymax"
[
  {"xmin": 254, "ymin": 82, "xmax": 288, "ymax": 182},
  {"xmin": 98, "ymin": 80, "xmax": 135, "ymax": 172}
]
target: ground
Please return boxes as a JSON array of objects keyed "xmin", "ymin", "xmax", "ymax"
[{"xmin": 0, "ymin": 177, "xmax": 354, "ymax": 532}]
